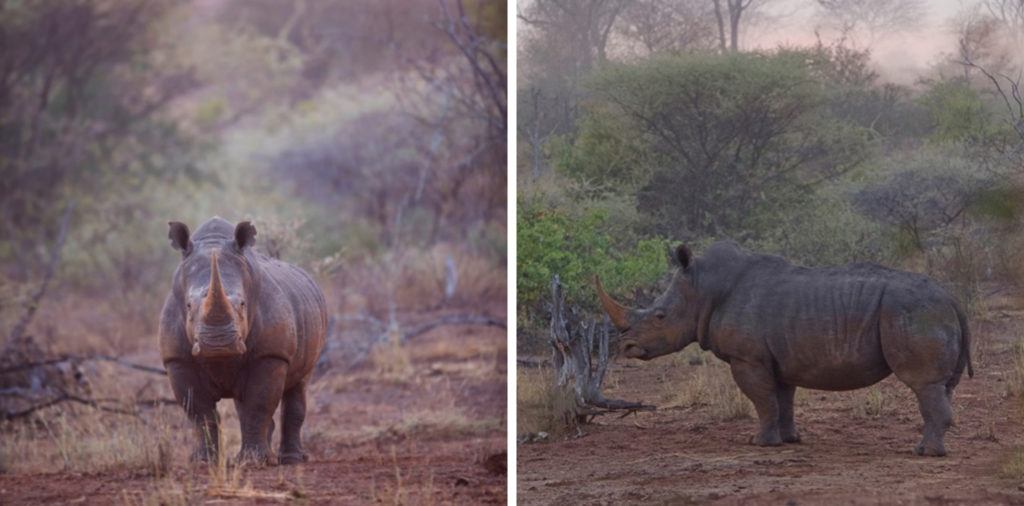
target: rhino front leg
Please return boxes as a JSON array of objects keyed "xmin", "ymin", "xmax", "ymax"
[
  {"xmin": 235, "ymin": 358, "xmax": 287, "ymax": 465},
  {"xmin": 166, "ymin": 362, "xmax": 220, "ymax": 463},
  {"xmin": 730, "ymin": 361, "xmax": 783, "ymax": 446},
  {"xmin": 777, "ymin": 384, "xmax": 801, "ymax": 443},
  {"xmin": 912, "ymin": 382, "xmax": 952, "ymax": 457},
  {"xmin": 279, "ymin": 381, "xmax": 309, "ymax": 465}
]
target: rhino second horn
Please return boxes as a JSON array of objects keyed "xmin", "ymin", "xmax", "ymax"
[{"xmin": 192, "ymin": 342, "xmax": 201, "ymax": 356}]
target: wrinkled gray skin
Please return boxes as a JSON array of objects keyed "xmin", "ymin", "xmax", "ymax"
[
  {"xmin": 158, "ymin": 217, "xmax": 327, "ymax": 465},
  {"xmin": 597, "ymin": 240, "xmax": 973, "ymax": 456}
]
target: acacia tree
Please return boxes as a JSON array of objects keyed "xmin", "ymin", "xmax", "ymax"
[
  {"xmin": 518, "ymin": 0, "xmax": 627, "ymax": 72},
  {"xmin": 617, "ymin": 0, "xmax": 719, "ymax": 55},
  {"xmin": 584, "ymin": 52, "xmax": 870, "ymax": 240},
  {"xmin": 952, "ymin": 5, "xmax": 1013, "ymax": 80},
  {"xmin": 712, "ymin": 0, "xmax": 769, "ymax": 53},
  {"xmin": 814, "ymin": 0, "xmax": 926, "ymax": 46},
  {"xmin": 518, "ymin": 0, "xmax": 628, "ymax": 137},
  {"xmin": 981, "ymin": 0, "xmax": 1024, "ymax": 44},
  {"xmin": 0, "ymin": 0, "xmax": 198, "ymax": 280}
]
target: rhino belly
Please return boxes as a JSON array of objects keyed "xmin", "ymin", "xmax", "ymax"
[{"xmin": 774, "ymin": 338, "xmax": 892, "ymax": 391}]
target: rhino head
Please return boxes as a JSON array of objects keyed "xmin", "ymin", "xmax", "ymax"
[
  {"xmin": 596, "ymin": 244, "xmax": 700, "ymax": 361},
  {"xmin": 167, "ymin": 220, "xmax": 257, "ymax": 359}
]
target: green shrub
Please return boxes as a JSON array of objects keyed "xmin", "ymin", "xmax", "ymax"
[{"xmin": 517, "ymin": 196, "xmax": 667, "ymax": 324}]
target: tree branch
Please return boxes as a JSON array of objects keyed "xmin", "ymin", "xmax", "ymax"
[{"xmin": 9, "ymin": 202, "xmax": 74, "ymax": 342}]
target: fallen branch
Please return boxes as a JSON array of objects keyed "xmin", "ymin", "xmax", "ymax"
[
  {"xmin": 0, "ymin": 355, "xmax": 166, "ymax": 376},
  {"xmin": 517, "ymin": 356, "xmax": 547, "ymax": 368},
  {"xmin": 3, "ymin": 390, "xmax": 177, "ymax": 421},
  {"xmin": 316, "ymin": 311, "xmax": 507, "ymax": 374},
  {"xmin": 402, "ymin": 314, "xmax": 506, "ymax": 341}
]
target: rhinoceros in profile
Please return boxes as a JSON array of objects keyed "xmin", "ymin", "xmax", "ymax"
[
  {"xmin": 159, "ymin": 217, "xmax": 326, "ymax": 465},
  {"xmin": 596, "ymin": 240, "xmax": 973, "ymax": 456}
]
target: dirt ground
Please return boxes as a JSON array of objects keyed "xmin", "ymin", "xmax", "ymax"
[
  {"xmin": 0, "ymin": 314, "xmax": 506, "ymax": 505},
  {"xmin": 518, "ymin": 295, "xmax": 1024, "ymax": 505}
]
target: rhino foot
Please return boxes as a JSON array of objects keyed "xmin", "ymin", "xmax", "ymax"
[
  {"xmin": 781, "ymin": 431, "xmax": 802, "ymax": 444},
  {"xmin": 236, "ymin": 446, "xmax": 277, "ymax": 466},
  {"xmin": 913, "ymin": 443, "xmax": 946, "ymax": 457},
  {"xmin": 279, "ymin": 452, "xmax": 309, "ymax": 465},
  {"xmin": 750, "ymin": 433, "xmax": 783, "ymax": 447}
]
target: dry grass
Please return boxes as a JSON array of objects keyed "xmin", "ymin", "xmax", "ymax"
[
  {"xmin": 411, "ymin": 332, "xmax": 505, "ymax": 364},
  {"xmin": 390, "ymin": 408, "xmax": 503, "ymax": 440},
  {"xmin": 661, "ymin": 352, "xmax": 752, "ymax": 421},
  {"xmin": 0, "ymin": 407, "xmax": 184, "ymax": 475},
  {"xmin": 852, "ymin": 385, "xmax": 887, "ymax": 418},
  {"xmin": 369, "ymin": 445, "xmax": 437, "ymax": 506},
  {"xmin": 121, "ymin": 478, "xmax": 194, "ymax": 506},
  {"xmin": 1001, "ymin": 446, "xmax": 1024, "ymax": 481},
  {"xmin": 516, "ymin": 368, "xmax": 578, "ymax": 439},
  {"xmin": 333, "ymin": 243, "xmax": 505, "ymax": 316},
  {"xmin": 370, "ymin": 328, "xmax": 416, "ymax": 382},
  {"xmin": 1009, "ymin": 338, "xmax": 1024, "ymax": 398}
]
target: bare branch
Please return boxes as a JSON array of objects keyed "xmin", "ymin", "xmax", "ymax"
[
  {"xmin": 401, "ymin": 314, "xmax": 506, "ymax": 341},
  {"xmin": 3, "ymin": 390, "xmax": 176, "ymax": 422},
  {"xmin": 8, "ymin": 202, "xmax": 74, "ymax": 343},
  {"xmin": 549, "ymin": 274, "xmax": 655, "ymax": 426},
  {"xmin": 0, "ymin": 355, "xmax": 166, "ymax": 376}
]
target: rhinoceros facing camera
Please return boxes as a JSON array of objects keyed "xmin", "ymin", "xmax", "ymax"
[{"xmin": 158, "ymin": 217, "xmax": 327, "ymax": 465}]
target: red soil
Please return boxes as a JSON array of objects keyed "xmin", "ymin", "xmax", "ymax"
[
  {"xmin": 519, "ymin": 305, "xmax": 1024, "ymax": 505},
  {"xmin": 0, "ymin": 319, "xmax": 506, "ymax": 505}
]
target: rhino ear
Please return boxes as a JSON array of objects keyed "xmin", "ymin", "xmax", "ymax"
[
  {"xmin": 675, "ymin": 244, "xmax": 692, "ymax": 270},
  {"xmin": 168, "ymin": 222, "xmax": 192, "ymax": 255},
  {"xmin": 234, "ymin": 221, "xmax": 257, "ymax": 251}
]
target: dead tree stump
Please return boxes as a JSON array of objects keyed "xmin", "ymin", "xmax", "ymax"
[{"xmin": 549, "ymin": 274, "xmax": 655, "ymax": 424}]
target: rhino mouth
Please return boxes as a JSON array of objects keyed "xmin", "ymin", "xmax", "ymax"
[
  {"xmin": 620, "ymin": 340, "xmax": 648, "ymax": 360},
  {"xmin": 193, "ymin": 340, "xmax": 246, "ymax": 358},
  {"xmin": 193, "ymin": 325, "xmax": 246, "ymax": 358}
]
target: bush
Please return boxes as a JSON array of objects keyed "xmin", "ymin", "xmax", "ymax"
[
  {"xmin": 579, "ymin": 51, "xmax": 871, "ymax": 240},
  {"xmin": 517, "ymin": 196, "xmax": 667, "ymax": 325},
  {"xmin": 751, "ymin": 185, "xmax": 896, "ymax": 268}
]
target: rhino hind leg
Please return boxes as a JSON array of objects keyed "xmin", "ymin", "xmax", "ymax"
[
  {"xmin": 729, "ymin": 361, "xmax": 783, "ymax": 446},
  {"xmin": 777, "ymin": 385, "xmax": 801, "ymax": 443},
  {"xmin": 911, "ymin": 383, "xmax": 952, "ymax": 457},
  {"xmin": 279, "ymin": 381, "xmax": 309, "ymax": 465}
]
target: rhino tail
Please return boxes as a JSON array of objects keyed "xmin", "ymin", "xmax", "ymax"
[{"xmin": 955, "ymin": 304, "xmax": 974, "ymax": 379}]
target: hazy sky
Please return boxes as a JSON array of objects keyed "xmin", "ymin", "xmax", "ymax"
[{"xmin": 753, "ymin": 0, "xmax": 970, "ymax": 84}]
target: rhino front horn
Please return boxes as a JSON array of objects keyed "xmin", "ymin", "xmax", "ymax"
[
  {"xmin": 192, "ymin": 342, "xmax": 201, "ymax": 356},
  {"xmin": 201, "ymin": 252, "xmax": 233, "ymax": 326},
  {"xmin": 594, "ymin": 275, "xmax": 631, "ymax": 331}
]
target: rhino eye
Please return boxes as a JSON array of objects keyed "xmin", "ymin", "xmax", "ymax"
[{"xmin": 655, "ymin": 310, "xmax": 666, "ymax": 320}]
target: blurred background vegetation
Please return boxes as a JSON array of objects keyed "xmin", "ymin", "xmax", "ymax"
[
  {"xmin": 0, "ymin": 0, "xmax": 507, "ymax": 359},
  {"xmin": 516, "ymin": 0, "xmax": 1024, "ymax": 352}
]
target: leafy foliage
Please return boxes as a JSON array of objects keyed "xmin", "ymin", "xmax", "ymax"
[
  {"xmin": 517, "ymin": 196, "xmax": 667, "ymax": 322},
  {"xmin": 578, "ymin": 51, "xmax": 871, "ymax": 240}
]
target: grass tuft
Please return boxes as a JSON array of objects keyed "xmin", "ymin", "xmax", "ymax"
[
  {"xmin": 516, "ymin": 367, "xmax": 578, "ymax": 439},
  {"xmin": 663, "ymin": 358, "xmax": 752, "ymax": 420}
]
